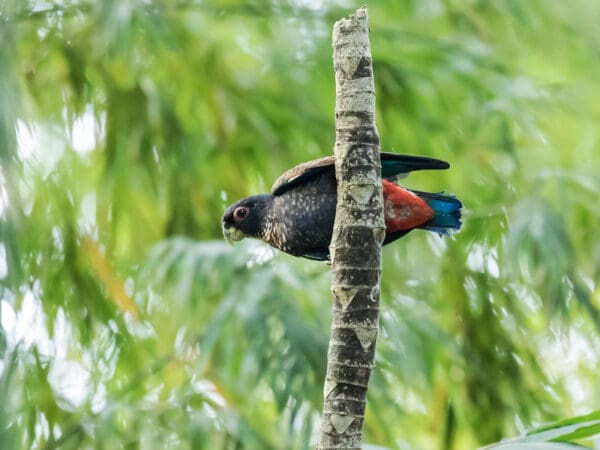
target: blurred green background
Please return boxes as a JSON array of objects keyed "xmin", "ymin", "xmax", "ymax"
[{"xmin": 1, "ymin": 1, "xmax": 600, "ymax": 449}]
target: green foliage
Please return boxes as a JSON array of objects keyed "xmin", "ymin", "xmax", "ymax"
[
  {"xmin": 485, "ymin": 408, "xmax": 600, "ymax": 449},
  {"xmin": 1, "ymin": 0, "xmax": 600, "ymax": 449}
]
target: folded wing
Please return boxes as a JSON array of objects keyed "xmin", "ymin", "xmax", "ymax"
[{"xmin": 271, "ymin": 153, "xmax": 449, "ymax": 196}]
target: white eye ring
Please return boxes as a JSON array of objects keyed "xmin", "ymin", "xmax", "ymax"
[{"xmin": 233, "ymin": 206, "xmax": 249, "ymax": 222}]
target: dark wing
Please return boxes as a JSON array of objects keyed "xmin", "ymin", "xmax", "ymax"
[
  {"xmin": 271, "ymin": 153, "xmax": 450, "ymax": 196},
  {"xmin": 271, "ymin": 155, "xmax": 335, "ymax": 196},
  {"xmin": 381, "ymin": 153, "xmax": 449, "ymax": 178}
]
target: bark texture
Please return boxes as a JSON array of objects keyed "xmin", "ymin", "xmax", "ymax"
[{"xmin": 317, "ymin": 8, "xmax": 384, "ymax": 450}]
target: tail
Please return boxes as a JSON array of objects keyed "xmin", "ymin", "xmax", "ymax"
[
  {"xmin": 412, "ymin": 189, "xmax": 462, "ymax": 235},
  {"xmin": 381, "ymin": 153, "xmax": 450, "ymax": 179}
]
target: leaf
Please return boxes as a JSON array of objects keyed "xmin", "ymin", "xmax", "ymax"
[
  {"xmin": 484, "ymin": 443, "xmax": 589, "ymax": 449},
  {"xmin": 483, "ymin": 411, "xmax": 600, "ymax": 449}
]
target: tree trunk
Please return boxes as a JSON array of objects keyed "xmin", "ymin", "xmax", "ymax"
[{"xmin": 317, "ymin": 8, "xmax": 384, "ymax": 450}]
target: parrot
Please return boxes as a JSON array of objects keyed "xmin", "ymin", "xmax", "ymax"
[{"xmin": 221, "ymin": 153, "xmax": 462, "ymax": 261}]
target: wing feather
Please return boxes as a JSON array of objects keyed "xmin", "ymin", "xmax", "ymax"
[
  {"xmin": 271, "ymin": 155, "xmax": 335, "ymax": 196},
  {"xmin": 271, "ymin": 153, "xmax": 449, "ymax": 196}
]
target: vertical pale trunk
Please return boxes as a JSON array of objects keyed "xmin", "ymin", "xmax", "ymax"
[{"xmin": 317, "ymin": 8, "xmax": 384, "ymax": 450}]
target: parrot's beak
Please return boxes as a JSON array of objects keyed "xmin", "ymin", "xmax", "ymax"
[{"xmin": 222, "ymin": 224, "xmax": 246, "ymax": 245}]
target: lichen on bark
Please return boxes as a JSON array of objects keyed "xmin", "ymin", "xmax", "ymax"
[{"xmin": 317, "ymin": 8, "xmax": 384, "ymax": 450}]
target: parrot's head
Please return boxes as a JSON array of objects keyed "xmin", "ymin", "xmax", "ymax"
[{"xmin": 222, "ymin": 194, "xmax": 271, "ymax": 244}]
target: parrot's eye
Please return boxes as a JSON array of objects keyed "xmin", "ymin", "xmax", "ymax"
[{"xmin": 233, "ymin": 206, "xmax": 249, "ymax": 223}]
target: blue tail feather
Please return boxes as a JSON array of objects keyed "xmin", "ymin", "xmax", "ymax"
[{"xmin": 410, "ymin": 189, "xmax": 462, "ymax": 235}]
